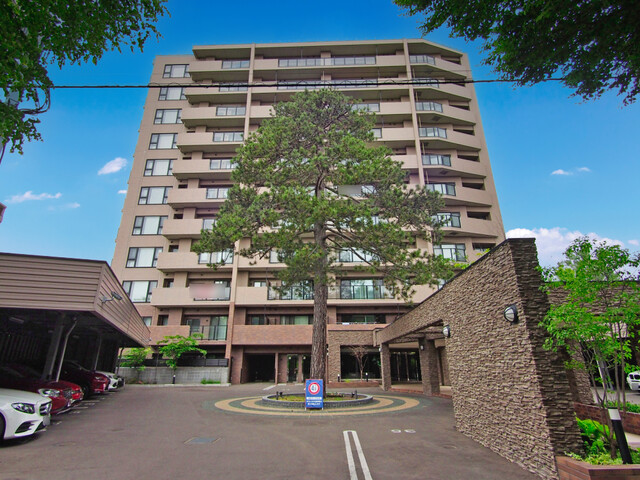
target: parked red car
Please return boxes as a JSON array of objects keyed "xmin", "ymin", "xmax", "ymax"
[
  {"xmin": 8, "ymin": 364, "xmax": 83, "ymax": 404},
  {"xmin": 0, "ymin": 365, "xmax": 71, "ymax": 414},
  {"xmin": 59, "ymin": 362, "xmax": 109, "ymax": 398}
]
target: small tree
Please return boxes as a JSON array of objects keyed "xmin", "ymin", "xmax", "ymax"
[
  {"xmin": 349, "ymin": 345, "xmax": 369, "ymax": 380},
  {"xmin": 158, "ymin": 334, "xmax": 206, "ymax": 372},
  {"xmin": 540, "ymin": 236, "xmax": 640, "ymax": 458},
  {"xmin": 121, "ymin": 347, "xmax": 152, "ymax": 382},
  {"xmin": 192, "ymin": 89, "xmax": 452, "ymax": 389}
]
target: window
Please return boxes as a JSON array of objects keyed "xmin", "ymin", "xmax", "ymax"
[
  {"xmin": 426, "ymin": 183, "xmax": 456, "ymax": 196},
  {"xmin": 268, "ymin": 281, "xmax": 313, "ymax": 300},
  {"xmin": 198, "ymin": 250, "xmax": 233, "ymax": 264},
  {"xmin": 278, "ymin": 57, "xmax": 323, "ymax": 67},
  {"xmin": 250, "ymin": 280, "xmax": 268, "ymax": 287},
  {"xmin": 339, "ymin": 314, "xmax": 385, "ymax": 324},
  {"xmin": 222, "ymin": 59, "xmax": 249, "ymax": 69},
  {"xmin": 248, "ymin": 315, "xmax": 268, "ymax": 325},
  {"xmin": 144, "ymin": 159, "xmax": 174, "ymax": 176},
  {"xmin": 163, "ymin": 278, "xmax": 174, "ymax": 288},
  {"xmin": 340, "ymin": 279, "xmax": 386, "ymax": 299},
  {"xmin": 122, "ymin": 281, "xmax": 157, "ymax": 303},
  {"xmin": 409, "ymin": 54, "xmax": 436, "ymax": 65},
  {"xmin": 202, "ymin": 218, "xmax": 216, "ymax": 230},
  {"xmin": 205, "ymin": 187, "xmax": 229, "ymax": 199},
  {"xmin": 216, "ymin": 105, "xmax": 246, "ymax": 116},
  {"xmin": 419, "ymin": 127, "xmax": 447, "ymax": 138},
  {"xmin": 434, "ymin": 212, "xmax": 461, "ymax": 228},
  {"xmin": 416, "ymin": 101, "xmax": 443, "ymax": 113},
  {"xmin": 277, "ymin": 56, "xmax": 376, "ymax": 67},
  {"xmin": 158, "ymin": 87, "xmax": 186, "ymax": 100},
  {"xmin": 434, "ymin": 243, "xmax": 466, "ymax": 261},
  {"xmin": 371, "ymin": 128, "xmax": 382, "ymax": 138},
  {"xmin": 207, "ymin": 316, "xmax": 228, "ymax": 340},
  {"xmin": 219, "ymin": 83, "xmax": 248, "ymax": 92},
  {"xmin": 331, "ymin": 56, "xmax": 376, "ymax": 65},
  {"xmin": 141, "ymin": 316, "xmax": 152, "ymax": 327},
  {"xmin": 280, "ymin": 315, "xmax": 313, "ymax": 325},
  {"xmin": 154, "ymin": 109, "xmax": 182, "ymax": 124},
  {"xmin": 126, "ymin": 247, "xmax": 162, "ymax": 267},
  {"xmin": 163, "ymin": 64, "xmax": 189, "ymax": 78},
  {"xmin": 422, "ymin": 154, "xmax": 451, "ymax": 166},
  {"xmin": 352, "ymin": 103, "xmax": 380, "ymax": 112},
  {"xmin": 413, "ymin": 78, "xmax": 439, "ymax": 88},
  {"xmin": 149, "ymin": 133, "xmax": 177, "ymax": 149},
  {"xmin": 209, "ymin": 158, "xmax": 235, "ymax": 170},
  {"xmin": 132, "ymin": 216, "xmax": 166, "ymax": 235},
  {"xmin": 339, "ymin": 248, "xmax": 378, "ymax": 263},
  {"xmin": 277, "ymin": 80, "xmax": 322, "ymax": 90},
  {"xmin": 139, "ymin": 187, "xmax": 171, "ymax": 205},
  {"xmin": 213, "ymin": 131, "xmax": 243, "ymax": 142},
  {"xmin": 157, "ymin": 315, "xmax": 168, "ymax": 326}
]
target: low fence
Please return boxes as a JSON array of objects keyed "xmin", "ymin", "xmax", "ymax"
[
  {"xmin": 118, "ymin": 366, "xmax": 229, "ymax": 384},
  {"xmin": 575, "ymin": 402, "xmax": 640, "ymax": 435}
]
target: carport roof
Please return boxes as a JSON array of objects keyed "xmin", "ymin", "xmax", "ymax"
[{"xmin": 0, "ymin": 252, "xmax": 149, "ymax": 347}]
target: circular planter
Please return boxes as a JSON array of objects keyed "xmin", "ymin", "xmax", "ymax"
[{"xmin": 261, "ymin": 393, "xmax": 374, "ymax": 409}]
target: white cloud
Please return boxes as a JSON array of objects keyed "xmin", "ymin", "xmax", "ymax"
[
  {"xmin": 118, "ymin": 189, "xmax": 127, "ymax": 195},
  {"xmin": 47, "ymin": 202, "xmax": 81, "ymax": 212},
  {"xmin": 551, "ymin": 166, "xmax": 592, "ymax": 176},
  {"xmin": 66, "ymin": 202, "xmax": 81, "ymax": 209},
  {"xmin": 577, "ymin": 166, "xmax": 591, "ymax": 173},
  {"xmin": 506, "ymin": 227, "xmax": 625, "ymax": 266},
  {"xmin": 5, "ymin": 191, "xmax": 62, "ymax": 204},
  {"xmin": 551, "ymin": 169, "xmax": 572, "ymax": 176},
  {"xmin": 629, "ymin": 239, "xmax": 639, "ymax": 246},
  {"xmin": 98, "ymin": 157, "xmax": 128, "ymax": 175}
]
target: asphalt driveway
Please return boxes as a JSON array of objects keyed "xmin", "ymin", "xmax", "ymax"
[{"xmin": 0, "ymin": 384, "xmax": 540, "ymax": 480}]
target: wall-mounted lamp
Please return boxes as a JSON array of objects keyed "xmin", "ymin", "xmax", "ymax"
[
  {"xmin": 101, "ymin": 291, "xmax": 124, "ymax": 304},
  {"xmin": 442, "ymin": 325, "xmax": 451, "ymax": 338},
  {"xmin": 503, "ymin": 304, "xmax": 519, "ymax": 323},
  {"xmin": 419, "ymin": 344, "xmax": 424, "ymax": 351}
]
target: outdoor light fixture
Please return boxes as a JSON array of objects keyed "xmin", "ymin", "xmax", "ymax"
[
  {"xmin": 503, "ymin": 304, "xmax": 519, "ymax": 323},
  {"xmin": 442, "ymin": 325, "xmax": 451, "ymax": 338},
  {"xmin": 101, "ymin": 291, "xmax": 124, "ymax": 304}
]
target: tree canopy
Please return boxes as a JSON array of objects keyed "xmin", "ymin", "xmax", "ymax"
[
  {"xmin": 395, "ymin": 0, "xmax": 640, "ymax": 104},
  {"xmin": 158, "ymin": 334, "xmax": 206, "ymax": 372},
  {"xmin": 192, "ymin": 89, "xmax": 451, "ymax": 384},
  {"xmin": 1, "ymin": 0, "xmax": 168, "ymax": 156}
]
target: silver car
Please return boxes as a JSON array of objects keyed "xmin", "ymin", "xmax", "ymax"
[
  {"xmin": 0, "ymin": 388, "xmax": 52, "ymax": 440},
  {"xmin": 627, "ymin": 371, "xmax": 640, "ymax": 391}
]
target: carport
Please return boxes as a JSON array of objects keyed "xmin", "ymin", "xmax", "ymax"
[{"xmin": 0, "ymin": 252, "xmax": 149, "ymax": 379}]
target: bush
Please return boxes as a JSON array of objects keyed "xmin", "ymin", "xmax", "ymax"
[
  {"xmin": 605, "ymin": 401, "xmax": 640, "ymax": 414},
  {"xmin": 200, "ymin": 378, "xmax": 220, "ymax": 385},
  {"xmin": 576, "ymin": 418, "xmax": 610, "ymax": 456}
]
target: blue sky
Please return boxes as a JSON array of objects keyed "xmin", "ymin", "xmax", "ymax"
[{"xmin": 1, "ymin": 0, "xmax": 639, "ymax": 266}]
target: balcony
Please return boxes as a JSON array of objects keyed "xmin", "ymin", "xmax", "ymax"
[
  {"xmin": 177, "ymin": 132, "xmax": 243, "ymax": 154},
  {"xmin": 231, "ymin": 325, "xmax": 313, "ymax": 346},
  {"xmin": 428, "ymin": 181, "xmax": 493, "ymax": 207},
  {"xmin": 188, "ymin": 324, "xmax": 228, "ymax": 342},
  {"xmin": 181, "ymin": 106, "xmax": 245, "ymax": 128},
  {"xmin": 413, "ymin": 80, "xmax": 472, "ymax": 101},
  {"xmin": 172, "ymin": 159, "xmax": 235, "ymax": 180},
  {"xmin": 416, "ymin": 102, "xmax": 476, "ymax": 126},
  {"xmin": 167, "ymin": 187, "xmax": 227, "ymax": 208},
  {"xmin": 162, "ymin": 218, "xmax": 209, "ymax": 239},
  {"xmin": 150, "ymin": 287, "xmax": 231, "ymax": 307},
  {"xmin": 185, "ymin": 85, "xmax": 248, "ymax": 104},
  {"xmin": 443, "ymin": 215, "xmax": 503, "ymax": 239},
  {"xmin": 156, "ymin": 251, "xmax": 232, "ymax": 273},
  {"xmin": 188, "ymin": 60, "xmax": 250, "ymax": 81},
  {"xmin": 418, "ymin": 127, "xmax": 481, "ymax": 150},
  {"xmin": 422, "ymin": 153, "xmax": 486, "ymax": 178},
  {"xmin": 376, "ymin": 127, "xmax": 415, "ymax": 148}
]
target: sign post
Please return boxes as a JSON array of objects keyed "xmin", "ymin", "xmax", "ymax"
[{"xmin": 305, "ymin": 379, "xmax": 324, "ymax": 410}]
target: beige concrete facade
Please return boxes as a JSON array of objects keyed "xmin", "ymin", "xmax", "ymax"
[{"xmin": 111, "ymin": 39, "xmax": 505, "ymax": 383}]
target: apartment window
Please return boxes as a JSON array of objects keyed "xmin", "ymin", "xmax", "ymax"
[
  {"xmin": 163, "ymin": 64, "xmax": 189, "ymax": 78},
  {"xmin": 280, "ymin": 315, "xmax": 313, "ymax": 325},
  {"xmin": 434, "ymin": 212, "xmax": 461, "ymax": 228},
  {"xmin": 198, "ymin": 250, "xmax": 233, "ymax": 264},
  {"xmin": 340, "ymin": 279, "xmax": 386, "ymax": 299},
  {"xmin": 163, "ymin": 278, "xmax": 174, "ymax": 288},
  {"xmin": 139, "ymin": 187, "xmax": 171, "ymax": 205},
  {"xmin": 209, "ymin": 158, "xmax": 235, "ymax": 170},
  {"xmin": 278, "ymin": 57, "xmax": 322, "ymax": 67},
  {"xmin": 414, "ymin": 78, "xmax": 439, "ymax": 88},
  {"xmin": 219, "ymin": 83, "xmax": 248, "ymax": 92},
  {"xmin": 339, "ymin": 314, "xmax": 385, "ymax": 325},
  {"xmin": 339, "ymin": 248, "xmax": 378, "ymax": 263},
  {"xmin": 416, "ymin": 101, "xmax": 443, "ymax": 113},
  {"xmin": 141, "ymin": 316, "xmax": 152, "ymax": 327},
  {"xmin": 207, "ymin": 316, "xmax": 228, "ymax": 340},
  {"xmin": 132, "ymin": 216, "xmax": 166, "ymax": 235},
  {"xmin": 144, "ymin": 159, "xmax": 174, "ymax": 176},
  {"xmin": 149, "ymin": 133, "xmax": 177, "ymax": 149},
  {"xmin": 213, "ymin": 131, "xmax": 243, "ymax": 142},
  {"xmin": 216, "ymin": 105, "xmax": 246, "ymax": 116},
  {"xmin": 277, "ymin": 80, "xmax": 322, "ymax": 90},
  {"xmin": 158, "ymin": 87, "xmax": 186, "ymax": 100},
  {"xmin": 422, "ymin": 154, "xmax": 451, "ymax": 166},
  {"xmin": 434, "ymin": 243, "xmax": 466, "ymax": 262},
  {"xmin": 426, "ymin": 183, "xmax": 456, "ymax": 196},
  {"xmin": 352, "ymin": 103, "xmax": 380, "ymax": 112},
  {"xmin": 205, "ymin": 187, "xmax": 229, "ymax": 199},
  {"xmin": 409, "ymin": 54, "xmax": 436, "ymax": 65},
  {"xmin": 248, "ymin": 315, "xmax": 268, "ymax": 325},
  {"xmin": 331, "ymin": 55, "xmax": 376, "ymax": 66},
  {"xmin": 269, "ymin": 250, "xmax": 285, "ymax": 263},
  {"xmin": 154, "ymin": 109, "xmax": 182, "ymax": 124},
  {"xmin": 157, "ymin": 315, "xmax": 168, "ymax": 326},
  {"xmin": 122, "ymin": 281, "xmax": 157, "ymax": 303},
  {"xmin": 126, "ymin": 247, "xmax": 162, "ymax": 268},
  {"xmin": 419, "ymin": 127, "xmax": 447, "ymax": 139},
  {"xmin": 250, "ymin": 280, "xmax": 268, "ymax": 287},
  {"xmin": 371, "ymin": 128, "xmax": 382, "ymax": 138},
  {"xmin": 268, "ymin": 281, "xmax": 314, "ymax": 300},
  {"xmin": 222, "ymin": 59, "xmax": 249, "ymax": 69},
  {"xmin": 202, "ymin": 218, "xmax": 216, "ymax": 230}
]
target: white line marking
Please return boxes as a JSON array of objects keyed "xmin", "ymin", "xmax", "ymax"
[
  {"xmin": 404, "ymin": 429, "xmax": 416, "ymax": 434},
  {"xmin": 343, "ymin": 430, "xmax": 373, "ymax": 480},
  {"xmin": 391, "ymin": 429, "xmax": 401, "ymax": 433},
  {"xmin": 263, "ymin": 385, "xmax": 276, "ymax": 391}
]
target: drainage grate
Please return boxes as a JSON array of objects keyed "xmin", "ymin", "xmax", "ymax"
[{"xmin": 185, "ymin": 437, "xmax": 218, "ymax": 445}]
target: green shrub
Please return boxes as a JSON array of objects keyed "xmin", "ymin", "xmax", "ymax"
[
  {"xmin": 576, "ymin": 418, "xmax": 610, "ymax": 456},
  {"xmin": 200, "ymin": 378, "xmax": 220, "ymax": 384},
  {"xmin": 605, "ymin": 401, "xmax": 640, "ymax": 414}
]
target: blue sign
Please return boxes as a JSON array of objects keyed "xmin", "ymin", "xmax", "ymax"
[{"xmin": 305, "ymin": 379, "xmax": 324, "ymax": 409}]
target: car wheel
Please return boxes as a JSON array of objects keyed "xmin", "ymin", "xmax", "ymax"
[
  {"xmin": 0, "ymin": 414, "xmax": 5, "ymax": 441},
  {"xmin": 81, "ymin": 384, "xmax": 91, "ymax": 399}
]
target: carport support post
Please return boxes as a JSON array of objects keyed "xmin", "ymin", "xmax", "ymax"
[
  {"xmin": 54, "ymin": 320, "xmax": 77, "ymax": 381},
  {"xmin": 42, "ymin": 317, "xmax": 65, "ymax": 380},
  {"xmin": 419, "ymin": 338, "xmax": 440, "ymax": 396},
  {"xmin": 90, "ymin": 334, "xmax": 103, "ymax": 370},
  {"xmin": 380, "ymin": 343, "xmax": 391, "ymax": 391}
]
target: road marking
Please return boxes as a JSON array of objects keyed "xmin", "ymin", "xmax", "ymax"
[
  {"xmin": 263, "ymin": 385, "xmax": 276, "ymax": 391},
  {"xmin": 391, "ymin": 429, "xmax": 401, "ymax": 433},
  {"xmin": 343, "ymin": 430, "xmax": 373, "ymax": 480},
  {"xmin": 404, "ymin": 429, "xmax": 416, "ymax": 434}
]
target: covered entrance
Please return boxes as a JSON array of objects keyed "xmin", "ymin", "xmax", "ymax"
[{"xmin": 245, "ymin": 354, "xmax": 275, "ymax": 382}]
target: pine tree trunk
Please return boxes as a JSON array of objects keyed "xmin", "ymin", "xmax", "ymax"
[{"xmin": 310, "ymin": 219, "xmax": 328, "ymax": 394}]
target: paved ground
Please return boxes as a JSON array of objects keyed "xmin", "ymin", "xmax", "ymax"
[{"xmin": 0, "ymin": 384, "xmax": 540, "ymax": 480}]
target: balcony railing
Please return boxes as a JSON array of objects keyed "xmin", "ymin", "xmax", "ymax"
[
  {"xmin": 189, "ymin": 284, "xmax": 231, "ymax": 301},
  {"xmin": 426, "ymin": 183, "xmax": 456, "ymax": 196},
  {"xmin": 422, "ymin": 154, "xmax": 451, "ymax": 166},
  {"xmin": 419, "ymin": 127, "xmax": 447, "ymax": 139},
  {"xmin": 410, "ymin": 54, "xmax": 436, "ymax": 65},
  {"xmin": 339, "ymin": 284, "xmax": 389, "ymax": 300},
  {"xmin": 189, "ymin": 325, "xmax": 228, "ymax": 341},
  {"xmin": 278, "ymin": 56, "xmax": 376, "ymax": 67},
  {"xmin": 268, "ymin": 285, "xmax": 314, "ymax": 300}
]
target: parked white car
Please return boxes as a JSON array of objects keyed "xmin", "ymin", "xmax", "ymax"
[
  {"xmin": 627, "ymin": 371, "xmax": 640, "ymax": 391},
  {"xmin": 0, "ymin": 388, "xmax": 52, "ymax": 440},
  {"xmin": 95, "ymin": 370, "xmax": 125, "ymax": 391}
]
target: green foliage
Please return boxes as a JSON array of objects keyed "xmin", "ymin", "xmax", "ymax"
[
  {"xmin": 200, "ymin": 378, "xmax": 220, "ymax": 385},
  {"xmin": 605, "ymin": 401, "xmax": 640, "ymax": 414},
  {"xmin": 576, "ymin": 418, "xmax": 610, "ymax": 456},
  {"xmin": 1, "ymin": 0, "xmax": 168, "ymax": 154},
  {"xmin": 158, "ymin": 334, "xmax": 206, "ymax": 372},
  {"xmin": 394, "ymin": 0, "xmax": 640, "ymax": 104},
  {"xmin": 121, "ymin": 347, "xmax": 151, "ymax": 372}
]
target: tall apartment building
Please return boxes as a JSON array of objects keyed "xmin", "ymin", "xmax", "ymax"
[{"xmin": 112, "ymin": 39, "xmax": 504, "ymax": 384}]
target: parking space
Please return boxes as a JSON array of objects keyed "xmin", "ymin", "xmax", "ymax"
[{"xmin": 0, "ymin": 385, "xmax": 539, "ymax": 480}]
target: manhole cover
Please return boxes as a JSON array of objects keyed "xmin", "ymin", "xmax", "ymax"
[{"xmin": 185, "ymin": 437, "xmax": 218, "ymax": 445}]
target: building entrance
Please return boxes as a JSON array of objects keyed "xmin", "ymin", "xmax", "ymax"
[
  {"xmin": 390, "ymin": 351, "xmax": 421, "ymax": 382},
  {"xmin": 246, "ymin": 354, "xmax": 275, "ymax": 382},
  {"xmin": 287, "ymin": 356, "xmax": 298, "ymax": 382}
]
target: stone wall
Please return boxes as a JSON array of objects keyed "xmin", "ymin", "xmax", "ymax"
[
  {"xmin": 119, "ymin": 366, "xmax": 229, "ymax": 384},
  {"xmin": 327, "ymin": 329, "xmax": 376, "ymax": 383}
]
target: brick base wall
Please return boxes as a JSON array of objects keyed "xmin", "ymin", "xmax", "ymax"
[{"xmin": 575, "ymin": 402, "xmax": 640, "ymax": 435}]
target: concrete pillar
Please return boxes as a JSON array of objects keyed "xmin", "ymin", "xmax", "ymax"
[
  {"xmin": 296, "ymin": 354, "xmax": 304, "ymax": 383},
  {"xmin": 42, "ymin": 317, "xmax": 65, "ymax": 380},
  {"xmin": 419, "ymin": 338, "xmax": 440, "ymax": 395},
  {"xmin": 380, "ymin": 344, "xmax": 391, "ymax": 391},
  {"xmin": 90, "ymin": 334, "xmax": 103, "ymax": 370},
  {"xmin": 274, "ymin": 352, "xmax": 279, "ymax": 384},
  {"xmin": 327, "ymin": 341, "xmax": 341, "ymax": 383}
]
